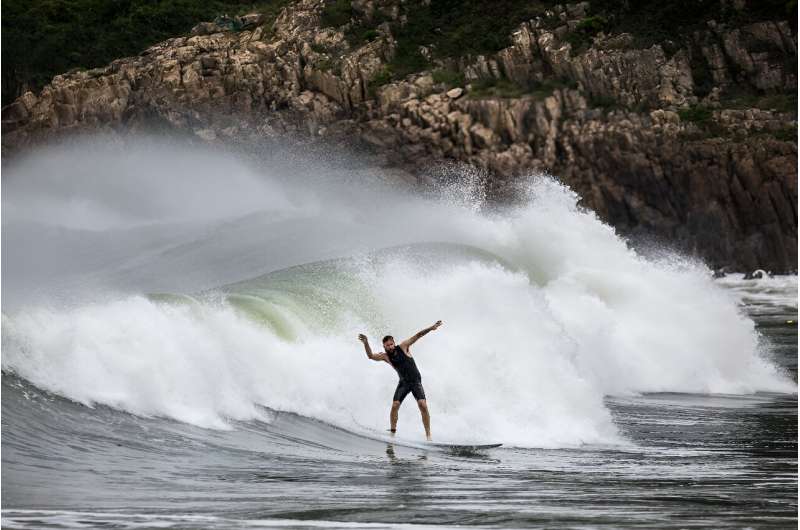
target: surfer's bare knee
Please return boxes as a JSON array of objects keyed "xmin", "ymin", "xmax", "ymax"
[
  {"xmin": 391, "ymin": 400, "xmax": 401, "ymax": 410},
  {"xmin": 417, "ymin": 399, "xmax": 428, "ymax": 411}
]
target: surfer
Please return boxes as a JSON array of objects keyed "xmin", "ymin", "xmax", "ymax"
[{"xmin": 358, "ymin": 321, "xmax": 442, "ymax": 441}]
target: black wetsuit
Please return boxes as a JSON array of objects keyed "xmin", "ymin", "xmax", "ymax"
[{"xmin": 387, "ymin": 346, "xmax": 426, "ymax": 403}]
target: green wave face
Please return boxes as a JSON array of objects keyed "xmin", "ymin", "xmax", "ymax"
[{"xmin": 218, "ymin": 242, "xmax": 513, "ymax": 339}]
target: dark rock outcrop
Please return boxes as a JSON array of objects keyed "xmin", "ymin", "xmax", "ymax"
[{"xmin": 2, "ymin": 0, "xmax": 797, "ymax": 272}]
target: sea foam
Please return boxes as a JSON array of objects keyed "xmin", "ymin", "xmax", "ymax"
[{"xmin": 3, "ymin": 138, "xmax": 794, "ymax": 448}]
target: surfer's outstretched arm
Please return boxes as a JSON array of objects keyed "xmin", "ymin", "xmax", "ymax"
[
  {"xmin": 358, "ymin": 334, "xmax": 387, "ymax": 361},
  {"xmin": 400, "ymin": 320, "xmax": 442, "ymax": 350}
]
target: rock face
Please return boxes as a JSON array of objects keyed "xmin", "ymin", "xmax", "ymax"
[{"xmin": 2, "ymin": 0, "xmax": 797, "ymax": 272}]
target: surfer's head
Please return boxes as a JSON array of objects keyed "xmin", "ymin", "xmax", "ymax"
[{"xmin": 382, "ymin": 335, "xmax": 395, "ymax": 352}]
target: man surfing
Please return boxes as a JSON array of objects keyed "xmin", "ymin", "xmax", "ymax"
[{"xmin": 358, "ymin": 320, "xmax": 442, "ymax": 441}]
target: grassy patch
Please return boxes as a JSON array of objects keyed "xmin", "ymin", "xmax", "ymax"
[
  {"xmin": 469, "ymin": 77, "xmax": 526, "ymax": 99},
  {"xmin": 367, "ymin": 65, "xmax": 394, "ymax": 97},
  {"xmin": 721, "ymin": 91, "xmax": 798, "ymax": 115},
  {"xmin": 432, "ymin": 68, "xmax": 465, "ymax": 87},
  {"xmin": 467, "ymin": 76, "xmax": 575, "ymax": 99},
  {"xmin": 678, "ymin": 105, "xmax": 713, "ymax": 124},
  {"xmin": 757, "ymin": 93, "xmax": 798, "ymax": 114},
  {"xmin": 677, "ymin": 104, "xmax": 733, "ymax": 138}
]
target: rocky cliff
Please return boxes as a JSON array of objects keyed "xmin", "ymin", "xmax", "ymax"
[{"xmin": 2, "ymin": 0, "xmax": 797, "ymax": 272}]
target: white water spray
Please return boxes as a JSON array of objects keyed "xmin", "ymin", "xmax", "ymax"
[{"xmin": 2, "ymin": 137, "xmax": 794, "ymax": 448}]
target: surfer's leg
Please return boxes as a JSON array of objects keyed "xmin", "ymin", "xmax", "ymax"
[
  {"xmin": 390, "ymin": 401, "xmax": 401, "ymax": 435},
  {"xmin": 410, "ymin": 382, "xmax": 430, "ymax": 439},
  {"xmin": 416, "ymin": 399, "xmax": 431, "ymax": 441},
  {"xmin": 390, "ymin": 382, "xmax": 410, "ymax": 435}
]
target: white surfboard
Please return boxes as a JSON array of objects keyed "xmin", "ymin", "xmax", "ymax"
[
  {"xmin": 423, "ymin": 441, "xmax": 503, "ymax": 451},
  {"xmin": 359, "ymin": 428, "xmax": 501, "ymax": 452}
]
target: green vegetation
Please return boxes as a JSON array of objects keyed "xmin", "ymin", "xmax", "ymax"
[
  {"xmin": 469, "ymin": 78, "xmax": 526, "ymax": 99},
  {"xmin": 320, "ymin": 0, "xmax": 351, "ymax": 28},
  {"xmin": 564, "ymin": 15, "xmax": 608, "ymax": 56},
  {"xmin": 677, "ymin": 104, "xmax": 734, "ymax": 139},
  {"xmin": 344, "ymin": 24, "xmax": 381, "ymax": 47},
  {"xmin": 431, "ymin": 68, "xmax": 465, "ymax": 87},
  {"xmin": 565, "ymin": 15, "xmax": 608, "ymax": 55},
  {"xmin": 322, "ymin": 0, "xmax": 796, "ymax": 90},
  {"xmin": 343, "ymin": 24, "xmax": 385, "ymax": 46},
  {"xmin": 770, "ymin": 126, "xmax": 797, "ymax": 142},
  {"xmin": 722, "ymin": 92, "xmax": 798, "ymax": 114},
  {"xmin": 371, "ymin": 67, "xmax": 393, "ymax": 86},
  {"xmin": 587, "ymin": 0, "xmax": 796, "ymax": 49},
  {"xmin": 589, "ymin": 94, "xmax": 618, "ymax": 110},
  {"xmin": 385, "ymin": 0, "xmax": 554, "ymax": 80},
  {"xmin": 360, "ymin": 29, "xmax": 380, "ymax": 42},
  {"xmin": 678, "ymin": 105, "xmax": 714, "ymax": 125},
  {"xmin": 758, "ymin": 93, "xmax": 798, "ymax": 113},
  {"xmin": 1, "ymin": 0, "xmax": 290, "ymax": 105},
  {"xmin": 530, "ymin": 77, "xmax": 577, "ymax": 98},
  {"xmin": 320, "ymin": 0, "xmax": 389, "ymax": 47},
  {"xmin": 395, "ymin": 1, "xmax": 552, "ymax": 58},
  {"xmin": 321, "ymin": 0, "xmax": 559, "ymax": 83},
  {"xmin": 468, "ymin": 76, "xmax": 574, "ymax": 99},
  {"xmin": 367, "ymin": 66, "xmax": 394, "ymax": 97},
  {"xmin": 577, "ymin": 15, "xmax": 609, "ymax": 33},
  {"xmin": 316, "ymin": 57, "xmax": 336, "ymax": 72},
  {"xmin": 6, "ymin": 0, "xmax": 795, "ymax": 107}
]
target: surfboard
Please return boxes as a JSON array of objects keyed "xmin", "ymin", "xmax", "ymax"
[
  {"xmin": 423, "ymin": 441, "xmax": 503, "ymax": 452},
  {"xmin": 424, "ymin": 441, "xmax": 502, "ymax": 449},
  {"xmin": 338, "ymin": 422, "xmax": 502, "ymax": 452},
  {"xmin": 366, "ymin": 430, "xmax": 501, "ymax": 452}
]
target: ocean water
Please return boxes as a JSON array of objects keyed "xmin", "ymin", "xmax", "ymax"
[{"xmin": 2, "ymin": 139, "xmax": 797, "ymax": 529}]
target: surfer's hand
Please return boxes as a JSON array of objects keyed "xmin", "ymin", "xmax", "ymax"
[
  {"xmin": 358, "ymin": 334, "xmax": 368, "ymax": 343},
  {"xmin": 432, "ymin": 320, "xmax": 442, "ymax": 330}
]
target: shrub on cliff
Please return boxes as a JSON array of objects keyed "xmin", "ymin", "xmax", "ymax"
[
  {"xmin": 678, "ymin": 105, "xmax": 713, "ymax": 125},
  {"xmin": 1, "ymin": 0, "xmax": 289, "ymax": 106},
  {"xmin": 590, "ymin": 0, "xmax": 796, "ymax": 47},
  {"xmin": 320, "ymin": 0, "xmax": 351, "ymax": 28},
  {"xmin": 431, "ymin": 68, "xmax": 465, "ymax": 87}
]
